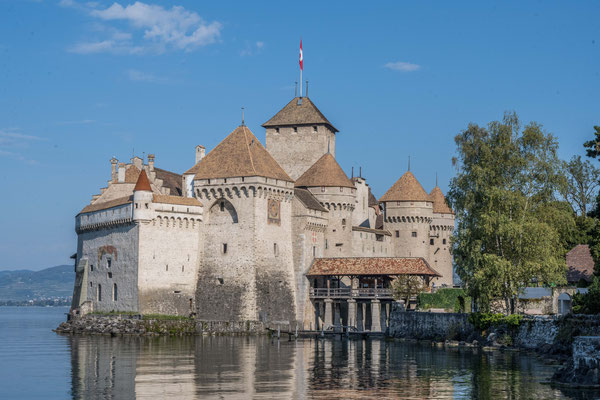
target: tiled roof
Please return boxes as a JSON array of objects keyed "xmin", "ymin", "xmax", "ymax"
[
  {"xmin": 352, "ymin": 226, "xmax": 391, "ymax": 236},
  {"xmin": 375, "ymin": 214, "xmax": 384, "ymax": 229},
  {"xmin": 79, "ymin": 196, "xmax": 132, "ymax": 214},
  {"xmin": 262, "ymin": 97, "xmax": 338, "ymax": 132},
  {"xmin": 190, "ymin": 125, "xmax": 292, "ymax": 182},
  {"xmin": 566, "ymin": 244, "xmax": 595, "ymax": 283},
  {"xmin": 124, "ymin": 165, "xmax": 141, "ymax": 183},
  {"xmin": 134, "ymin": 170, "xmax": 152, "ymax": 191},
  {"xmin": 154, "ymin": 167, "xmax": 182, "ymax": 196},
  {"xmin": 380, "ymin": 171, "xmax": 430, "ymax": 202},
  {"xmin": 306, "ymin": 257, "xmax": 441, "ymax": 277},
  {"xmin": 429, "ymin": 186, "xmax": 454, "ymax": 214},
  {"xmin": 368, "ymin": 187, "xmax": 379, "ymax": 207},
  {"xmin": 295, "ymin": 153, "xmax": 355, "ymax": 188},
  {"xmin": 294, "ymin": 188, "xmax": 328, "ymax": 212},
  {"xmin": 152, "ymin": 195, "xmax": 202, "ymax": 207}
]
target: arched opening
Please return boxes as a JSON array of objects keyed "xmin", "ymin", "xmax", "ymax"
[
  {"xmin": 209, "ymin": 199, "xmax": 238, "ymax": 224},
  {"xmin": 558, "ymin": 292, "xmax": 572, "ymax": 315}
]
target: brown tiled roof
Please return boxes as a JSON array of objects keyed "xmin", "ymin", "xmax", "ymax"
[
  {"xmin": 155, "ymin": 167, "xmax": 182, "ymax": 196},
  {"xmin": 429, "ymin": 186, "xmax": 454, "ymax": 214},
  {"xmin": 124, "ymin": 165, "xmax": 141, "ymax": 183},
  {"xmin": 375, "ymin": 214, "xmax": 384, "ymax": 229},
  {"xmin": 294, "ymin": 188, "xmax": 328, "ymax": 212},
  {"xmin": 295, "ymin": 153, "xmax": 355, "ymax": 188},
  {"xmin": 566, "ymin": 244, "xmax": 595, "ymax": 283},
  {"xmin": 152, "ymin": 195, "xmax": 202, "ymax": 207},
  {"xmin": 191, "ymin": 125, "xmax": 292, "ymax": 182},
  {"xmin": 368, "ymin": 187, "xmax": 379, "ymax": 207},
  {"xmin": 79, "ymin": 196, "xmax": 132, "ymax": 214},
  {"xmin": 262, "ymin": 97, "xmax": 338, "ymax": 132},
  {"xmin": 134, "ymin": 170, "xmax": 152, "ymax": 191},
  {"xmin": 352, "ymin": 226, "xmax": 391, "ymax": 236},
  {"xmin": 380, "ymin": 171, "xmax": 430, "ymax": 202},
  {"xmin": 306, "ymin": 257, "xmax": 441, "ymax": 277}
]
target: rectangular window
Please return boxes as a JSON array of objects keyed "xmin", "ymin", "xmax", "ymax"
[
  {"xmin": 107, "ymin": 259, "xmax": 111, "ymax": 268},
  {"xmin": 97, "ymin": 284, "xmax": 102, "ymax": 302},
  {"xmin": 313, "ymin": 125, "xmax": 318, "ymax": 132},
  {"xmin": 395, "ymin": 231, "xmax": 399, "ymax": 238},
  {"xmin": 107, "ymin": 272, "xmax": 112, "ymax": 279},
  {"xmin": 220, "ymin": 202, "xmax": 224, "ymax": 212},
  {"xmin": 223, "ymin": 243, "xmax": 228, "ymax": 254},
  {"xmin": 274, "ymin": 243, "xmax": 278, "ymax": 256},
  {"xmin": 443, "ymin": 238, "xmax": 447, "ymax": 245},
  {"xmin": 412, "ymin": 232, "xmax": 417, "ymax": 238},
  {"xmin": 113, "ymin": 284, "xmax": 117, "ymax": 301},
  {"xmin": 293, "ymin": 127, "xmax": 298, "ymax": 133},
  {"xmin": 430, "ymin": 239, "xmax": 434, "ymax": 245},
  {"xmin": 325, "ymin": 239, "xmax": 328, "ymax": 249},
  {"xmin": 312, "ymin": 246, "xmax": 316, "ymax": 257}
]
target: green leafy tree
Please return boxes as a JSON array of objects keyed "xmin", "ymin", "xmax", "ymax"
[
  {"xmin": 583, "ymin": 126, "xmax": 600, "ymax": 160},
  {"xmin": 392, "ymin": 275, "xmax": 424, "ymax": 306},
  {"xmin": 572, "ymin": 276, "xmax": 600, "ymax": 314},
  {"xmin": 560, "ymin": 155, "xmax": 600, "ymax": 216},
  {"xmin": 448, "ymin": 112, "xmax": 567, "ymax": 314}
]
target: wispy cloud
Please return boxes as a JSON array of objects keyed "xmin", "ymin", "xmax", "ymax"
[
  {"xmin": 240, "ymin": 41, "xmax": 265, "ymax": 57},
  {"xmin": 384, "ymin": 61, "xmax": 421, "ymax": 72},
  {"xmin": 0, "ymin": 129, "xmax": 45, "ymax": 164},
  {"xmin": 56, "ymin": 119, "xmax": 96, "ymax": 125},
  {"xmin": 127, "ymin": 69, "xmax": 168, "ymax": 83},
  {"xmin": 64, "ymin": 2, "xmax": 222, "ymax": 55}
]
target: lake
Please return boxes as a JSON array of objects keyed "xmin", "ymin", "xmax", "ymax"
[{"xmin": 0, "ymin": 306, "xmax": 588, "ymax": 399}]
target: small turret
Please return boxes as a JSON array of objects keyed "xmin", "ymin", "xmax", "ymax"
[{"xmin": 133, "ymin": 170, "xmax": 153, "ymax": 221}]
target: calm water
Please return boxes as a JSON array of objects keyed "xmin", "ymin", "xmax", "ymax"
[{"xmin": 0, "ymin": 307, "xmax": 592, "ymax": 399}]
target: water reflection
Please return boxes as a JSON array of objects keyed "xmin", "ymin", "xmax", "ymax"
[{"xmin": 68, "ymin": 336, "xmax": 574, "ymax": 399}]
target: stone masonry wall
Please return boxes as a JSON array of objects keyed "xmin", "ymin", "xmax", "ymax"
[{"xmin": 388, "ymin": 304, "xmax": 474, "ymax": 340}]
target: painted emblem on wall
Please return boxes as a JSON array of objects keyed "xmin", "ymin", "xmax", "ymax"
[{"xmin": 267, "ymin": 199, "xmax": 281, "ymax": 225}]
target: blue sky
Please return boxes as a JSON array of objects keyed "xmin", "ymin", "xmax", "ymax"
[{"xmin": 0, "ymin": 0, "xmax": 598, "ymax": 270}]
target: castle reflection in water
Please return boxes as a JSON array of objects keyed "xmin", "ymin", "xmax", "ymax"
[{"xmin": 67, "ymin": 336, "xmax": 565, "ymax": 399}]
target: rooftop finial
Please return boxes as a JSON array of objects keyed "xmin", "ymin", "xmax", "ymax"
[
  {"xmin": 408, "ymin": 156, "xmax": 411, "ymax": 171},
  {"xmin": 241, "ymin": 106, "xmax": 245, "ymax": 126}
]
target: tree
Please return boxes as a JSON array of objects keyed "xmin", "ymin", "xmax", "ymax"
[
  {"xmin": 392, "ymin": 275, "xmax": 424, "ymax": 306},
  {"xmin": 560, "ymin": 156, "xmax": 600, "ymax": 216},
  {"xmin": 448, "ymin": 112, "xmax": 567, "ymax": 314},
  {"xmin": 572, "ymin": 276, "xmax": 600, "ymax": 314},
  {"xmin": 583, "ymin": 125, "xmax": 600, "ymax": 160}
]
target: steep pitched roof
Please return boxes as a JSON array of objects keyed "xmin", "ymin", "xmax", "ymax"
[
  {"xmin": 134, "ymin": 170, "xmax": 152, "ymax": 191},
  {"xmin": 153, "ymin": 194, "xmax": 202, "ymax": 207},
  {"xmin": 306, "ymin": 257, "xmax": 441, "ymax": 277},
  {"xmin": 294, "ymin": 188, "xmax": 328, "ymax": 212},
  {"xmin": 429, "ymin": 186, "xmax": 454, "ymax": 214},
  {"xmin": 79, "ymin": 196, "xmax": 132, "ymax": 214},
  {"xmin": 191, "ymin": 125, "xmax": 292, "ymax": 182},
  {"xmin": 154, "ymin": 168, "xmax": 182, "ymax": 196},
  {"xmin": 262, "ymin": 97, "xmax": 338, "ymax": 132},
  {"xmin": 380, "ymin": 171, "xmax": 430, "ymax": 202},
  {"xmin": 566, "ymin": 244, "xmax": 595, "ymax": 283},
  {"xmin": 295, "ymin": 153, "xmax": 355, "ymax": 188}
]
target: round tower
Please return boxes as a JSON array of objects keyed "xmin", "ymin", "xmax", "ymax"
[
  {"xmin": 133, "ymin": 169, "xmax": 154, "ymax": 221},
  {"xmin": 379, "ymin": 171, "xmax": 433, "ymax": 260},
  {"xmin": 429, "ymin": 186, "xmax": 455, "ymax": 287},
  {"xmin": 295, "ymin": 153, "xmax": 356, "ymax": 257}
]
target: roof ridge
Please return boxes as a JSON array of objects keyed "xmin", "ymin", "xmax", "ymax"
[{"xmin": 242, "ymin": 125, "xmax": 257, "ymax": 175}]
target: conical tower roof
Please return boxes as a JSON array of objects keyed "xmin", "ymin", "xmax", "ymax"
[
  {"xmin": 429, "ymin": 186, "xmax": 454, "ymax": 214},
  {"xmin": 189, "ymin": 125, "xmax": 292, "ymax": 182},
  {"xmin": 295, "ymin": 153, "xmax": 355, "ymax": 188},
  {"xmin": 134, "ymin": 169, "xmax": 152, "ymax": 192},
  {"xmin": 262, "ymin": 97, "xmax": 338, "ymax": 132},
  {"xmin": 379, "ymin": 171, "xmax": 430, "ymax": 202}
]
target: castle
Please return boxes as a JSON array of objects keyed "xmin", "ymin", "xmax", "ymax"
[{"xmin": 71, "ymin": 95, "xmax": 454, "ymax": 331}]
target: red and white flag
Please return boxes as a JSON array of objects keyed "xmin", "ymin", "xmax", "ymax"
[{"xmin": 299, "ymin": 40, "xmax": 303, "ymax": 71}]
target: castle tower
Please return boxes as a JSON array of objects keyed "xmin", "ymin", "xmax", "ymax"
[
  {"xmin": 132, "ymin": 170, "xmax": 154, "ymax": 222},
  {"xmin": 428, "ymin": 186, "xmax": 455, "ymax": 287},
  {"xmin": 190, "ymin": 125, "xmax": 297, "ymax": 323},
  {"xmin": 380, "ymin": 171, "xmax": 433, "ymax": 260},
  {"xmin": 263, "ymin": 97, "xmax": 338, "ymax": 180},
  {"xmin": 295, "ymin": 153, "xmax": 356, "ymax": 257}
]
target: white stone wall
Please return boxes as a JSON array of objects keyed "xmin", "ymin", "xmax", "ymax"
[
  {"xmin": 308, "ymin": 186, "xmax": 356, "ymax": 257},
  {"xmin": 291, "ymin": 197, "xmax": 328, "ymax": 327},
  {"xmin": 77, "ymin": 223, "xmax": 139, "ymax": 312},
  {"xmin": 265, "ymin": 125, "xmax": 336, "ymax": 180},
  {"xmin": 429, "ymin": 213, "xmax": 455, "ymax": 287},
  {"xmin": 137, "ymin": 206, "xmax": 203, "ymax": 315},
  {"xmin": 352, "ymin": 178, "xmax": 370, "ymax": 227},
  {"xmin": 351, "ymin": 230, "xmax": 391, "ymax": 257},
  {"xmin": 76, "ymin": 203, "xmax": 133, "ymax": 232},
  {"xmin": 383, "ymin": 201, "xmax": 433, "ymax": 259}
]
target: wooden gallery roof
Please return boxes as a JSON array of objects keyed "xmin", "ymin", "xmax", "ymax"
[{"xmin": 306, "ymin": 257, "xmax": 441, "ymax": 277}]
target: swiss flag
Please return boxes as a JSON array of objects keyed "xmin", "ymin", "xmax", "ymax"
[{"xmin": 299, "ymin": 40, "xmax": 303, "ymax": 71}]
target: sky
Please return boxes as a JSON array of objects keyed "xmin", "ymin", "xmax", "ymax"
[{"xmin": 0, "ymin": 0, "xmax": 599, "ymax": 270}]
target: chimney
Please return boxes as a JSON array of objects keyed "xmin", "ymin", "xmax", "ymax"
[
  {"xmin": 195, "ymin": 145, "xmax": 205, "ymax": 164},
  {"xmin": 148, "ymin": 154, "xmax": 155, "ymax": 171},
  {"xmin": 118, "ymin": 163, "xmax": 126, "ymax": 182},
  {"xmin": 110, "ymin": 158, "xmax": 118, "ymax": 181}
]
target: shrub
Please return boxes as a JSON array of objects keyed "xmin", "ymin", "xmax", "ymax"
[
  {"xmin": 418, "ymin": 288, "xmax": 471, "ymax": 312},
  {"xmin": 573, "ymin": 277, "xmax": 600, "ymax": 314},
  {"xmin": 468, "ymin": 312, "xmax": 522, "ymax": 331}
]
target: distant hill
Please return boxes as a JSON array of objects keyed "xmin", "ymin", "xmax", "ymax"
[{"xmin": 0, "ymin": 265, "xmax": 74, "ymax": 301}]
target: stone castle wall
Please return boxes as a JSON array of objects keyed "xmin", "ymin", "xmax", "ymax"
[
  {"xmin": 429, "ymin": 213, "xmax": 454, "ymax": 286},
  {"xmin": 384, "ymin": 201, "xmax": 433, "ymax": 259}
]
